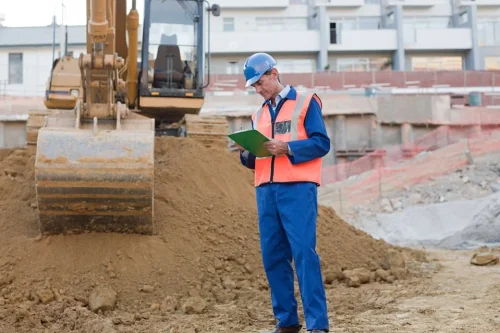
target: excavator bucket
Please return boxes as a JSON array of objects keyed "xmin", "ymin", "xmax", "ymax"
[{"xmin": 34, "ymin": 112, "xmax": 155, "ymax": 235}]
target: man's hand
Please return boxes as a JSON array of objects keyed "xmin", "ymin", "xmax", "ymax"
[{"xmin": 263, "ymin": 139, "xmax": 289, "ymax": 156}]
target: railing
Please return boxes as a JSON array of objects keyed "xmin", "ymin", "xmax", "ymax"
[
  {"xmin": 205, "ymin": 70, "xmax": 500, "ymax": 92},
  {"xmin": 3, "ymin": 70, "xmax": 500, "ymax": 98}
]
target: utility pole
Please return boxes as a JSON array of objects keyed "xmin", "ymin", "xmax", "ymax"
[{"xmin": 59, "ymin": 0, "xmax": 65, "ymax": 57}]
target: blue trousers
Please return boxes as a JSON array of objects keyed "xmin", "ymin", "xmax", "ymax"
[{"xmin": 256, "ymin": 182, "xmax": 329, "ymax": 330}]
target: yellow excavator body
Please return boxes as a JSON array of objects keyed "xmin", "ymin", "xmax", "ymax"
[{"xmin": 30, "ymin": 0, "xmax": 225, "ymax": 235}]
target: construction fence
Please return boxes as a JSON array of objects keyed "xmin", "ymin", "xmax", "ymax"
[{"xmin": 319, "ymin": 126, "xmax": 500, "ymax": 214}]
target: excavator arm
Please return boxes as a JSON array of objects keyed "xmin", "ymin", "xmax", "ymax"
[
  {"xmin": 34, "ymin": 0, "xmax": 155, "ymax": 235},
  {"xmin": 31, "ymin": 0, "xmax": 226, "ymax": 235}
]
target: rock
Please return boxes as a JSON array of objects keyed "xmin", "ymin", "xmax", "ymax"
[
  {"xmin": 213, "ymin": 287, "xmax": 236, "ymax": 303},
  {"xmin": 182, "ymin": 296, "xmax": 207, "ymax": 314},
  {"xmin": 140, "ymin": 285, "xmax": 154, "ymax": 293},
  {"xmin": 470, "ymin": 253, "xmax": 499, "ymax": 266},
  {"xmin": 386, "ymin": 249, "xmax": 406, "ymax": 269},
  {"xmin": 36, "ymin": 289, "xmax": 55, "ymax": 304},
  {"xmin": 114, "ymin": 313, "xmax": 135, "ymax": 326},
  {"xmin": 344, "ymin": 274, "xmax": 360, "ymax": 288},
  {"xmin": 407, "ymin": 193, "xmax": 422, "ymax": 205},
  {"xmin": 462, "ymin": 176, "xmax": 470, "ymax": 183},
  {"xmin": 386, "ymin": 276, "xmax": 396, "ymax": 283},
  {"xmin": 323, "ymin": 267, "xmax": 343, "ymax": 284},
  {"xmin": 244, "ymin": 264, "xmax": 253, "ymax": 274},
  {"xmin": 380, "ymin": 198, "xmax": 393, "ymax": 213},
  {"xmin": 491, "ymin": 183, "xmax": 500, "ymax": 193},
  {"xmin": 375, "ymin": 269, "xmax": 391, "ymax": 282},
  {"xmin": 390, "ymin": 267, "xmax": 407, "ymax": 280},
  {"xmin": 342, "ymin": 269, "xmax": 371, "ymax": 287},
  {"xmin": 390, "ymin": 198, "xmax": 403, "ymax": 210},
  {"xmin": 88, "ymin": 286, "xmax": 117, "ymax": 312},
  {"xmin": 351, "ymin": 268, "xmax": 373, "ymax": 284},
  {"xmin": 207, "ymin": 265, "xmax": 216, "ymax": 274},
  {"xmin": 0, "ymin": 275, "xmax": 13, "ymax": 288},
  {"xmin": 161, "ymin": 296, "xmax": 179, "ymax": 314},
  {"xmin": 222, "ymin": 278, "xmax": 236, "ymax": 290}
]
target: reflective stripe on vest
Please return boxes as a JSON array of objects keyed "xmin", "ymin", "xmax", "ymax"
[{"xmin": 251, "ymin": 92, "xmax": 323, "ymax": 187}]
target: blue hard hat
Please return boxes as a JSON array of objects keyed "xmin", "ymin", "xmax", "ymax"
[{"xmin": 243, "ymin": 53, "xmax": 277, "ymax": 87}]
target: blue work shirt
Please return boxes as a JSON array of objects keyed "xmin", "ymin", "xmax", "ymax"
[{"xmin": 239, "ymin": 86, "xmax": 330, "ymax": 179}]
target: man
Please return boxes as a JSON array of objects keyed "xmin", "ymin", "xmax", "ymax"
[{"xmin": 237, "ymin": 52, "xmax": 330, "ymax": 333}]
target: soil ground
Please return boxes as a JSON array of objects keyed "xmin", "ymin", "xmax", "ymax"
[
  {"xmin": 318, "ymin": 248, "xmax": 500, "ymax": 333},
  {"xmin": 0, "ymin": 137, "xmax": 498, "ymax": 332}
]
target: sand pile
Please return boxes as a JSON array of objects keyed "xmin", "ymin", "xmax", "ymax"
[{"xmin": 0, "ymin": 137, "xmax": 422, "ymax": 332}]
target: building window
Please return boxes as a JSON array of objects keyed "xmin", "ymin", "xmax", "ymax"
[
  {"xmin": 403, "ymin": 17, "xmax": 450, "ymax": 44},
  {"xmin": 255, "ymin": 17, "xmax": 307, "ymax": 31},
  {"xmin": 277, "ymin": 59, "xmax": 314, "ymax": 73},
  {"xmin": 226, "ymin": 61, "xmax": 239, "ymax": 75},
  {"xmin": 411, "ymin": 57, "xmax": 463, "ymax": 71},
  {"xmin": 8, "ymin": 53, "xmax": 23, "ymax": 84},
  {"xmin": 330, "ymin": 17, "xmax": 383, "ymax": 45},
  {"xmin": 223, "ymin": 18, "xmax": 234, "ymax": 32},
  {"xmin": 330, "ymin": 22, "xmax": 337, "ymax": 44},
  {"xmin": 330, "ymin": 16, "xmax": 381, "ymax": 32},
  {"xmin": 336, "ymin": 57, "xmax": 391, "ymax": 72},
  {"xmin": 478, "ymin": 18, "xmax": 500, "ymax": 46},
  {"xmin": 485, "ymin": 57, "xmax": 500, "ymax": 70}
]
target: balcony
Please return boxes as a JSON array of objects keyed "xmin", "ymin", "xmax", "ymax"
[
  {"xmin": 208, "ymin": 31, "xmax": 319, "ymax": 53},
  {"xmin": 328, "ymin": 30, "xmax": 397, "ymax": 51},
  {"xmin": 213, "ymin": 0, "xmax": 289, "ymax": 9},
  {"xmin": 457, "ymin": 0, "xmax": 500, "ymax": 6},
  {"xmin": 317, "ymin": 0, "xmax": 364, "ymax": 7},
  {"xmin": 385, "ymin": 0, "xmax": 447, "ymax": 7},
  {"xmin": 404, "ymin": 28, "xmax": 472, "ymax": 50}
]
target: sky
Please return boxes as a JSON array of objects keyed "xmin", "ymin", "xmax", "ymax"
[{"xmin": 1, "ymin": 0, "xmax": 144, "ymax": 27}]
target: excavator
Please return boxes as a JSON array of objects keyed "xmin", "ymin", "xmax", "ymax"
[{"xmin": 29, "ymin": 0, "xmax": 226, "ymax": 235}]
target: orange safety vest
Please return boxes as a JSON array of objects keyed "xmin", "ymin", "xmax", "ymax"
[{"xmin": 251, "ymin": 92, "xmax": 323, "ymax": 187}]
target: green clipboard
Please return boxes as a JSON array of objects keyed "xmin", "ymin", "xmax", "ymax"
[{"xmin": 228, "ymin": 129, "xmax": 272, "ymax": 157}]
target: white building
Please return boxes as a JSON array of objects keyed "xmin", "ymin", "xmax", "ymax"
[
  {"xmin": 209, "ymin": 0, "xmax": 500, "ymax": 73},
  {"xmin": 1, "ymin": 0, "xmax": 500, "ymax": 96}
]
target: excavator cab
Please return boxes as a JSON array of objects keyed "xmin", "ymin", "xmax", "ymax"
[{"xmin": 137, "ymin": 0, "xmax": 220, "ymax": 132}]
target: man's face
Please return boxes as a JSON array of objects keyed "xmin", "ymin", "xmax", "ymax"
[{"xmin": 251, "ymin": 69, "xmax": 279, "ymax": 100}]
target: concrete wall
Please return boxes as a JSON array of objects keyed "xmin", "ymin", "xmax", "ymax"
[
  {"xmin": 380, "ymin": 124, "xmax": 402, "ymax": 149},
  {"xmin": 0, "ymin": 121, "xmax": 26, "ymax": 148},
  {"xmin": 377, "ymin": 94, "xmax": 452, "ymax": 124}
]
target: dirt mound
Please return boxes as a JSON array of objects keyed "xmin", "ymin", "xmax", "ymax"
[{"xmin": 0, "ymin": 137, "xmax": 423, "ymax": 332}]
